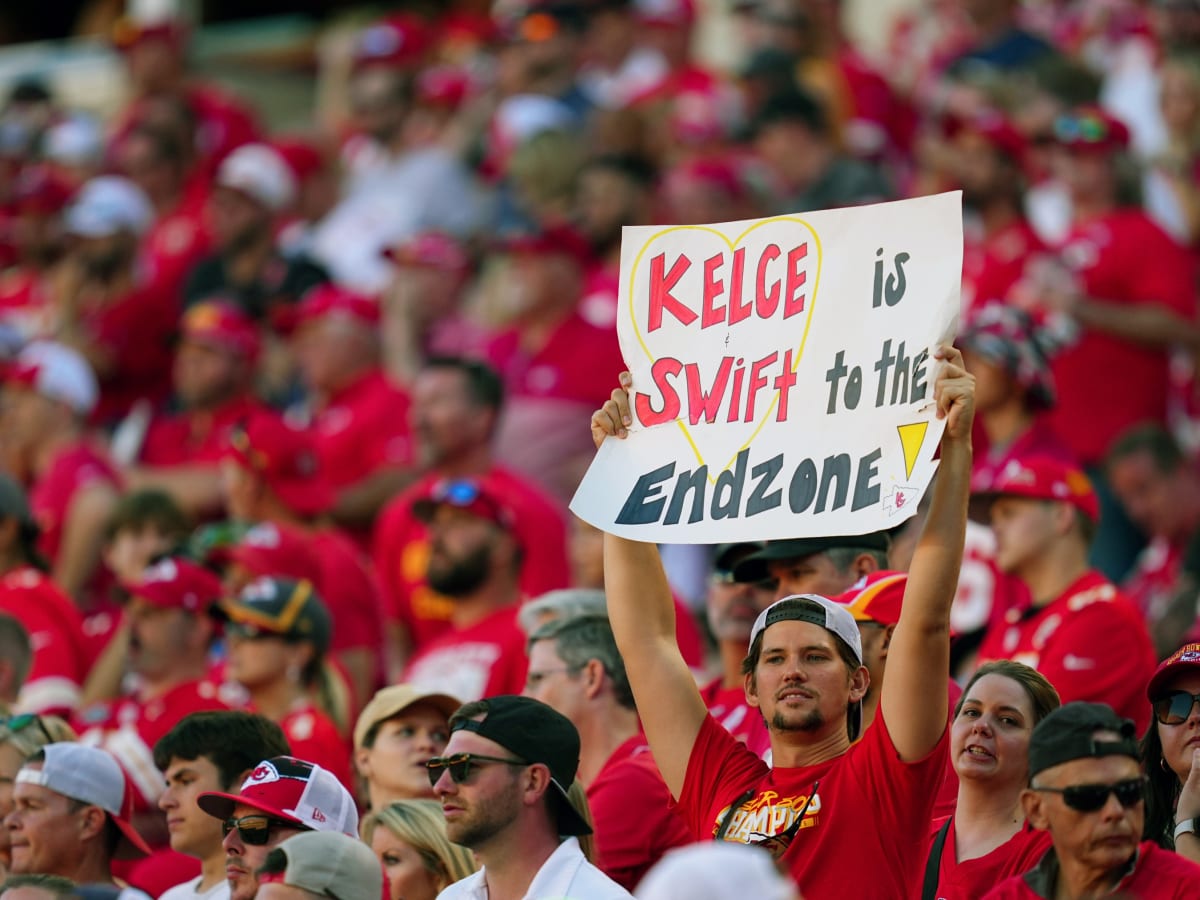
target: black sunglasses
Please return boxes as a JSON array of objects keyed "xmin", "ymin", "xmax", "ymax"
[
  {"xmin": 1152, "ymin": 690, "xmax": 1200, "ymax": 726},
  {"xmin": 221, "ymin": 814, "xmax": 304, "ymax": 845},
  {"xmin": 1032, "ymin": 776, "xmax": 1146, "ymax": 813},
  {"xmin": 426, "ymin": 752, "xmax": 527, "ymax": 787}
]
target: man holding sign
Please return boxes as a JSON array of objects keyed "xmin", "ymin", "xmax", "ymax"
[{"xmin": 588, "ymin": 344, "xmax": 974, "ymax": 897}]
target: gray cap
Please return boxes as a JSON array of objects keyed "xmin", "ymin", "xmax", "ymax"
[{"xmin": 268, "ymin": 831, "xmax": 384, "ymax": 900}]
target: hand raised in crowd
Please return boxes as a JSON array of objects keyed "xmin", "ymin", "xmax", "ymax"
[
  {"xmin": 932, "ymin": 344, "xmax": 975, "ymax": 442},
  {"xmin": 590, "ymin": 371, "xmax": 634, "ymax": 447}
]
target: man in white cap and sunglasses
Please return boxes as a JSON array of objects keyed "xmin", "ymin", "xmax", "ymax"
[
  {"xmin": 196, "ymin": 756, "xmax": 357, "ymax": 900},
  {"xmin": 590, "ymin": 347, "xmax": 975, "ymax": 898},
  {"xmin": 4, "ymin": 742, "xmax": 151, "ymax": 885}
]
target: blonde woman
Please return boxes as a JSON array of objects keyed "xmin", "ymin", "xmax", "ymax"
[{"xmin": 362, "ymin": 800, "xmax": 478, "ymax": 900}]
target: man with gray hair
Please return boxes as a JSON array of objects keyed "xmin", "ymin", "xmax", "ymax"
[
  {"xmin": 523, "ymin": 616, "xmax": 690, "ymax": 890},
  {"xmin": 517, "ymin": 588, "xmax": 607, "ymax": 637}
]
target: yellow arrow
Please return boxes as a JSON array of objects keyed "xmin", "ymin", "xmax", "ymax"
[{"xmin": 897, "ymin": 422, "xmax": 928, "ymax": 480}]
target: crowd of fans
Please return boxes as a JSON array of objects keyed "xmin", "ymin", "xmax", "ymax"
[{"xmin": 0, "ymin": 0, "xmax": 1198, "ymax": 897}]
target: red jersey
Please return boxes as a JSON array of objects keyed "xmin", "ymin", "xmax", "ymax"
[
  {"xmin": 677, "ymin": 710, "xmax": 948, "ymax": 898},
  {"xmin": 140, "ymin": 395, "xmax": 272, "ymax": 467},
  {"xmin": 698, "ymin": 679, "xmax": 771, "ymax": 760},
  {"xmin": 931, "ymin": 818, "xmax": 1051, "ymax": 900},
  {"xmin": 983, "ymin": 840, "xmax": 1200, "ymax": 899},
  {"xmin": 587, "ymin": 735, "xmax": 693, "ymax": 891},
  {"xmin": 278, "ymin": 702, "xmax": 354, "ymax": 793},
  {"xmin": 1046, "ymin": 210, "xmax": 1196, "ymax": 464},
  {"xmin": 402, "ymin": 605, "xmax": 528, "ymax": 702},
  {"xmin": 0, "ymin": 566, "xmax": 90, "ymax": 714},
  {"xmin": 976, "ymin": 571, "xmax": 1156, "ymax": 732},
  {"xmin": 373, "ymin": 466, "xmax": 570, "ymax": 651},
  {"xmin": 310, "ymin": 368, "xmax": 414, "ymax": 491},
  {"xmin": 77, "ymin": 678, "xmax": 232, "ymax": 814},
  {"xmin": 971, "ymin": 419, "xmax": 1075, "ymax": 494},
  {"xmin": 142, "ymin": 204, "xmax": 210, "ymax": 297},
  {"xmin": 309, "ymin": 525, "xmax": 386, "ymax": 668},
  {"xmin": 1121, "ymin": 536, "xmax": 1185, "ymax": 630},
  {"xmin": 31, "ymin": 442, "xmax": 121, "ymax": 573},
  {"xmin": 961, "ymin": 219, "xmax": 1044, "ymax": 312}
]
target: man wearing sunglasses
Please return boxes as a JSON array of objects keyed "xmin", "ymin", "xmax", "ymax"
[
  {"xmin": 986, "ymin": 702, "xmax": 1200, "ymax": 897},
  {"xmin": 196, "ymin": 756, "xmax": 358, "ymax": 900},
  {"xmin": 430, "ymin": 695, "xmax": 631, "ymax": 899}
]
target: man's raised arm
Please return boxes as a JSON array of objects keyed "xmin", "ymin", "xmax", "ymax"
[
  {"xmin": 881, "ymin": 345, "xmax": 975, "ymax": 761},
  {"xmin": 592, "ymin": 375, "xmax": 709, "ymax": 798}
]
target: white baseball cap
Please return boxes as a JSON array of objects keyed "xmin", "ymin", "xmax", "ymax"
[
  {"xmin": 217, "ymin": 143, "xmax": 297, "ymax": 212},
  {"xmin": 748, "ymin": 593, "xmax": 864, "ymax": 666},
  {"xmin": 16, "ymin": 743, "xmax": 152, "ymax": 859},
  {"xmin": 65, "ymin": 175, "xmax": 153, "ymax": 238},
  {"xmin": 6, "ymin": 340, "xmax": 99, "ymax": 416}
]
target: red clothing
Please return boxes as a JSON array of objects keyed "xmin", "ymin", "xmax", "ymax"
[
  {"xmin": 140, "ymin": 395, "xmax": 272, "ymax": 466},
  {"xmin": 402, "ymin": 605, "xmax": 527, "ymax": 702},
  {"xmin": 587, "ymin": 735, "xmax": 693, "ymax": 891},
  {"xmin": 933, "ymin": 680, "xmax": 964, "ymax": 822},
  {"xmin": 1121, "ymin": 536, "xmax": 1185, "ymax": 630},
  {"xmin": 278, "ymin": 702, "xmax": 353, "ymax": 792},
  {"xmin": 1046, "ymin": 211, "xmax": 1196, "ymax": 464},
  {"xmin": 971, "ymin": 419, "xmax": 1075, "ymax": 494},
  {"xmin": 309, "ymin": 525, "xmax": 387, "ymax": 671},
  {"xmin": 932, "ymin": 818, "xmax": 1051, "ymax": 900},
  {"xmin": 373, "ymin": 466, "xmax": 570, "ymax": 651},
  {"xmin": 976, "ymin": 571, "xmax": 1156, "ymax": 732},
  {"xmin": 962, "ymin": 219, "xmax": 1044, "ymax": 312},
  {"xmin": 310, "ymin": 369, "xmax": 414, "ymax": 491},
  {"xmin": 676, "ymin": 710, "xmax": 948, "ymax": 898},
  {"xmin": 983, "ymin": 840, "xmax": 1200, "ymax": 899},
  {"xmin": 0, "ymin": 566, "xmax": 90, "ymax": 714},
  {"xmin": 698, "ymin": 679, "xmax": 771, "ymax": 760},
  {"xmin": 77, "ymin": 678, "xmax": 231, "ymax": 814},
  {"xmin": 31, "ymin": 442, "xmax": 121, "ymax": 574},
  {"xmin": 142, "ymin": 204, "xmax": 210, "ymax": 297},
  {"xmin": 80, "ymin": 276, "xmax": 180, "ymax": 422}
]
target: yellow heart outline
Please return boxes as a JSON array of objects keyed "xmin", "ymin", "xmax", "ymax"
[{"xmin": 626, "ymin": 216, "xmax": 824, "ymax": 479}]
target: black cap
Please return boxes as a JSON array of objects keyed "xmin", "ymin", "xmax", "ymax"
[
  {"xmin": 732, "ymin": 533, "xmax": 891, "ymax": 584},
  {"xmin": 216, "ymin": 577, "xmax": 332, "ymax": 656},
  {"xmin": 449, "ymin": 695, "xmax": 591, "ymax": 836},
  {"xmin": 1028, "ymin": 702, "xmax": 1139, "ymax": 779},
  {"xmin": 713, "ymin": 542, "xmax": 762, "ymax": 574}
]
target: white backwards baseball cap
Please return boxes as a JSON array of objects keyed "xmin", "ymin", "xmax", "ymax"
[
  {"xmin": 217, "ymin": 143, "xmax": 298, "ymax": 212},
  {"xmin": 6, "ymin": 340, "xmax": 99, "ymax": 416},
  {"xmin": 65, "ymin": 175, "xmax": 153, "ymax": 238}
]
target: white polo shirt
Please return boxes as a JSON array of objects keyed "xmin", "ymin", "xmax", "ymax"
[{"xmin": 437, "ymin": 837, "xmax": 632, "ymax": 900}]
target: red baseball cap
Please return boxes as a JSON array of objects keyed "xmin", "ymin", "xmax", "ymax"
[
  {"xmin": 352, "ymin": 14, "xmax": 431, "ymax": 72},
  {"xmin": 636, "ymin": 0, "xmax": 697, "ymax": 28},
  {"xmin": 224, "ymin": 521, "xmax": 321, "ymax": 585},
  {"xmin": 12, "ymin": 165, "xmax": 75, "ymax": 215},
  {"xmin": 412, "ymin": 478, "xmax": 514, "ymax": 529},
  {"xmin": 197, "ymin": 755, "xmax": 358, "ymax": 836},
  {"xmin": 944, "ymin": 110, "xmax": 1027, "ymax": 163},
  {"xmin": 225, "ymin": 414, "xmax": 334, "ymax": 517},
  {"xmin": 417, "ymin": 65, "xmax": 473, "ymax": 111},
  {"xmin": 123, "ymin": 556, "xmax": 223, "ymax": 614},
  {"xmin": 979, "ymin": 456, "xmax": 1099, "ymax": 522},
  {"xmin": 1053, "ymin": 106, "xmax": 1130, "ymax": 154},
  {"xmin": 1147, "ymin": 642, "xmax": 1200, "ymax": 700},
  {"xmin": 272, "ymin": 137, "xmax": 327, "ymax": 184},
  {"xmin": 181, "ymin": 300, "xmax": 262, "ymax": 362},
  {"xmin": 293, "ymin": 284, "xmax": 381, "ymax": 330},
  {"xmin": 832, "ymin": 571, "xmax": 908, "ymax": 627},
  {"xmin": 496, "ymin": 225, "xmax": 592, "ymax": 265},
  {"xmin": 382, "ymin": 232, "xmax": 470, "ymax": 272},
  {"xmin": 111, "ymin": 17, "xmax": 186, "ymax": 52}
]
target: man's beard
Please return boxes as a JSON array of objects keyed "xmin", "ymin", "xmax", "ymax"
[
  {"xmin": 427, "ymin": 543, "xmax": 492, "ymax": 598},
  {"xmin": 772, "ymin": 707, "xmax": 825, "ymax": 733}
]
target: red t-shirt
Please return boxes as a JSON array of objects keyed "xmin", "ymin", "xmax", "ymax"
[
  {"xmin": 698, "ymin": 679, "xmax": 771, "ymax": 760},
  {"xmin": 309, "ymin": 525, "xmax": 387, "ymax": 668},
  {"xmin": 140, "ymin": 395, "xmax": 272, "ymax": 467},
  {"xmin": 278, "ymin": 702, "xmax": 354, "ymax": 794},
  {"xmin": 982, "ymin": 840, "xmax": 1200, "ymax": 899},
  {"xmin": 373, "ymin": 466, "xmax": 570, "ymax": 651},
  {"xmin": 676, "ymin": 710, "xmax": 948, "ymax": 898},
  {"xmin": 76, "ymin": 678, "xmax": 232, "ymax": 816},
  {"xmin": 402, "ymin": 605, "xmax": 528, "ymax": 702},
  {"xmin": 1046, "ymin": 210, "xmax": 1197, "ymax": 464},
  {"xmin": 142, "ymin": 205, "xmax": 211, "ymax": 297},
  {"xmin": 587, "ymin": 735, "xmax": 694, "ymax": 891},
  {"xmin": 310, "ymin": 368, "xmax": 414, "ymax": 491},
  {"xmin": 931, "ymin": 818, "xmax": 1051, "ymax": 900},
  {"xmin": 961, "ymin": 219, "xmax": 1044, "ymax": 312},
  {"xmin": 0, "ymin": 566, "xmax": 90, "ymax": 715},
  {"xmin": 1121, "ymin": 536, "xmax": 1184, "ymax": 629},
  {"xmin": 976, "ymin": 571, "xmax": 1156, "ymax": 732},
  {"xmin": 31, "ymin": 441, "xmax": 121, "ymax": 576}
]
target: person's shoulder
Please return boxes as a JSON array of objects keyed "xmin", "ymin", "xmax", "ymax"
[
  {"xmin": 979, "ymin": 872, "xmax": 1033, "ymax": 899},
  {"xmin": 1138, "ymin": 840, "xmax": 1200, "ymax": 879},
  {"xmin": 571, "ymin": 858, "xmax": 636, "ymax": 900},
  {"xmin": 435, "ymin": 869, "xmax": 485, "ymax": 900}
]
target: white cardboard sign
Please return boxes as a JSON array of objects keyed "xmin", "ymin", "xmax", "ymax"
[{"xmin": 570, "ymin": 192, "xmax": 963, "ymax": 543}]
